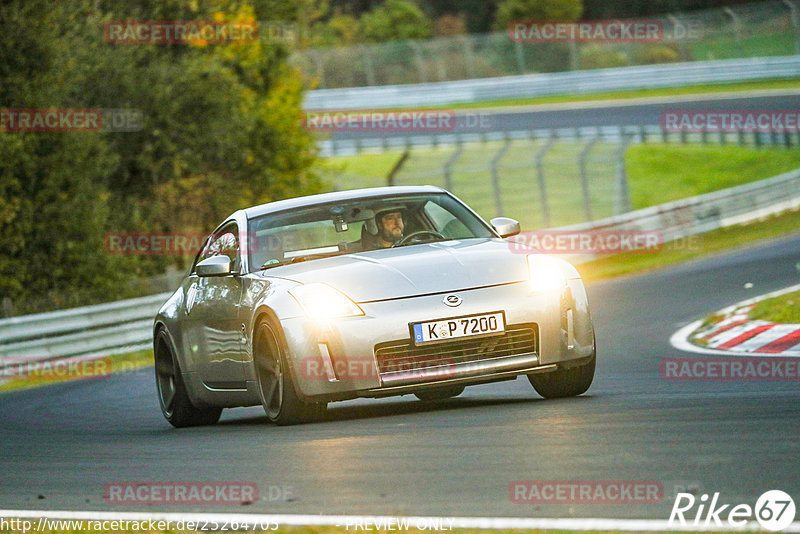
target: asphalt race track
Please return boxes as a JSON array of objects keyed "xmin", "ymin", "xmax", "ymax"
[
  {"xmin": 329, "ymin": 91, "xmax": 800, "ymax": 140},
  {"xmin": 1, "ymin": 232, "xmax": 799, "ymax": 520}
]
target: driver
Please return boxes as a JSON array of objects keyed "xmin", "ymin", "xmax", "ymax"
[{"xmin": 363, "ymin": 208, "xmax": 405, "ymax": 249}]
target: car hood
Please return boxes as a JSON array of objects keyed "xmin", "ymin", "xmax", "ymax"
[{"xmin": 260, "ymin": 238, "xmax": 529, "ymax": 302}]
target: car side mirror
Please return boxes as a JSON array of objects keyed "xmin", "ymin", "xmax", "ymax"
[
  {"xmin": 196, "ymin": 255, "xmax": 233, "ymax": 277},
  {"xmin": 490, "ymin": 217, "xmax": 521, "ymax": 238}
]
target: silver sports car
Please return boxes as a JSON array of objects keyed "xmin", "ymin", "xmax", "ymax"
[{"xmin": 153, "ymin": 186, "xmax": 595, "ymax": 427}]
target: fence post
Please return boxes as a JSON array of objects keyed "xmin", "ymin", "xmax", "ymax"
[
  {"xmin": 568, "ymin": 42, "xmax": 580, "ymax": 70},
  {"xmin": 614, "ymin": 132, "xmax": 633, "ymax": 215},
  {"xmin": 578, "ymin": 137, "xmax": 598, "ymax": 221},
  {"xmin": 723, "ymin": 8, "xmax": 743, "ymax": 45},
  {"xmin": 361, "ymin": 46, "xmax": 376, "ymax": 86},
  {"xmin": 443, "ymin": 143, "xmax": 464, "ymax": 192},
  {"xmin": 311, "ymin": 49, "xmax": 326, "ymax": 88},
  {"xmin": 783, "ymin": 0, "xmax": 800, "ymax": 54},
  {"xmin": 490, "ymin": 139, "xmax": 512, "ymax": 216},
  {"xmin": 387, "ymin": 150, "xmax": 411, "ymax": 186},
  {"xmin": 535, "ymin": 136, "xmax": 555, "ymax": 227},
  {"xmin": 410, "ymin": 41, "xmax": 427, "ymax": 83},
  {"xmin": 514, "ymin": 40, "xmax": 526, "ymax": 74},
  {"xmin": 462, "ymin": 36, "xmax": 476, "ymax": 79},
  {"xmin": 667, "ymin": 15, "xmax": 688, "ymax": 60}
]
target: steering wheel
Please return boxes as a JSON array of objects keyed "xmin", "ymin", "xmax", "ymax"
[{"xmin": 392, "ymin": 230, "xmax": 446, "ymax": 247}]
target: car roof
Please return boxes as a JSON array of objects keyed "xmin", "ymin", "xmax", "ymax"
[{"xmin": 243, "ymin": 185, "xmax": 446, "ymax": 219}]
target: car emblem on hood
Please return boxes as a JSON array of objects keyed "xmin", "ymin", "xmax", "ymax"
[{"xmin": 443, "ymin": 294, "xmax": 462, "ymax": 307}]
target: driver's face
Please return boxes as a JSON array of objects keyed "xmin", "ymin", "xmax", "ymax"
[{"xmin": 379, "ymin": 211, "xmax": 404, "ymax": 243}]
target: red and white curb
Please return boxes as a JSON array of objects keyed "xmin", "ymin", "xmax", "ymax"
[{"xmin": 671, "ymin": 284, "xmax": 800, "ymax": 357}]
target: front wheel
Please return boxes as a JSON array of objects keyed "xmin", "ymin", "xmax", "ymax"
[
  {"xmin": 528, "ymin": 336, "xmax": 596, "ymax": 399},
  {"xmin": 254, "ymin": 320, "xmax": 327, "ymax": 425},
  {"xmin": 154, "ymin": 329, "xmax": 221, "ymax": 428}
]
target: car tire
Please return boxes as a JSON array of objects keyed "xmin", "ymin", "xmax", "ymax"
[
  {"xmin": 528, "ymin": 336, "xmax": 596, "ymax": 399},
  {"xmin": 414, "ymin": 385, "xmax": 465, "ymax": 401},
  {"xmin": 154, "ymin": 329, "xmax": 222, "ymax": 428},
  {"xmin": 254, "ymin": 319, "xmax": 327, "ymax": 425}
]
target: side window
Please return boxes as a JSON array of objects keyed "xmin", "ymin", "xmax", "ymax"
[
  {"xmin": 194, "ymin": 223, "xmax": 240, "ymax": 272},
  {"xmin": 423, "ymin": 201, "xmax": 470, "ymax": 238}
]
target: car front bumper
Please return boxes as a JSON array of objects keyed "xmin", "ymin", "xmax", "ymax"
[{"xmin": 249, "ymin": 279, "xmax": 594, "ymax": 402}]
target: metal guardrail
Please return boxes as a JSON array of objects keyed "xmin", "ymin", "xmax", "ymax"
[
  {"xmin": 319, "ymin": 123, "xmax": 800, "ymax": 158},
  {"xmin": 2, "ymin": 167, "xmax": 799, "ymax": 367},
  {"xmin": 558, "ymin": 167, "xmax": 800, "ymax": 264},
  {"xmin": 304, "ymin": 55, "xmax": 800, "ymax": 110},
  {"xmin": 0, "ymin": 292, "xmax": 170, "ymax": 366}
]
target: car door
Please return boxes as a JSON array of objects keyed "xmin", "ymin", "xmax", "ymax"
[{"xmin": 184, "ymin": 222, "xmax": 246, "ymax": 388}]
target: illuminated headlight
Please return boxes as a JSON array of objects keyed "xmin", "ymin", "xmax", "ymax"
[
  {"xmin": 289, "ymin": 283, "xmax": 364, "ymax": 319},
  {"xmin": 527, "ymin": 255, "xmax": 566, "ymax": 292}
]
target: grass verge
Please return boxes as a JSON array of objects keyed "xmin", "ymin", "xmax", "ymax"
[
  {"xmin": 577, "ymin": 208, "xmax": 800, "ymax": 282},
  {"xmin": 323, "ymin": 144, "xmax": 800, "ymax": 228},
  {"xmin": 749, "ymin": 290, "xmax": 800, "ymax": 324},
  {"xmin": 0, "ymin": 349, "xmax": 153, "ymax": 393}
]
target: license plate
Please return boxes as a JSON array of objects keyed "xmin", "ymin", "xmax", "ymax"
[{"xmin": 411, "ymin": 311, "xmax": 505, "ymax": 345}]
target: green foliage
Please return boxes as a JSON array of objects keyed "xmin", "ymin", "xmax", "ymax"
[
  {"xmin": 0, "ymin": 0, "xmax": 321, "ymax": 315},
  {"xmin": 359, "ymin": 0, "xmax": 433, "ymax": 43},
  {"xmin": 493, "ymin": 0, "xmax": 583, "ymax": 30}
]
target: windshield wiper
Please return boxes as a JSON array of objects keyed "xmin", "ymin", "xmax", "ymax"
[{"xmin": 260, "ymin": 251, "xmax": 341, "ymax": 270}]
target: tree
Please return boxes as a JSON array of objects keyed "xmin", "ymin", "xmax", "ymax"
[
  {"xmin": 359, "ymin": 0, "xmax": 433, "ymax": 43},
  {"xmin": 493, "ymin": 0, "xmax": 583, "ymax": 30}
]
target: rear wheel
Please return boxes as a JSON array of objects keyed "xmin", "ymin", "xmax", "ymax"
[
  {"xmin": 154, "ymin": 329, "xmax": 221, "ymax": 427},
  {"xmin": 528, "ymin": 336, "xmax": 596, "ymax": 399},
  {"xmin": 414, "ymin": 385, "xmax": 465, "ymax": 401},
  {"xmin": 254, "ymin": 320, "xmax": 326, "ymax": 425}
]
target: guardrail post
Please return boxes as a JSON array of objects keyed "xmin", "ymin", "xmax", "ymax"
[
  {"xmin": 535, "ymin": 136, "xmax": 555, "ymax": 227},
  {"xmin": 578, "ymin": 137, "xmax": 598, "ymax": 221},
  {"xmin": 782, "ymin": 0, "xmax": 800, "ymax": 54},
  {"xmin": 443, "ymin": 143, "xmax": 464, "ymax": 192},
  {"xmin": 614, "ymin": 134, "xmax": 633, "ymax": 215},
  {"xmin": 490, "ymin": 138, "xmax": 512, "ymax": 216}
]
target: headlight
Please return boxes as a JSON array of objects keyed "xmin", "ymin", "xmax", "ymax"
[
  {"xmin": 289, "ymin": 283, "xmax": 364, "ymax": 319},
  {"xmin": 527, "ymin": 254, "xmax": 566, "ymax": 292}
]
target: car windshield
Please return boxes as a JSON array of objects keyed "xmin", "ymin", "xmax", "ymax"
[{"xmin": 247, "ymin": 193, "xmax": 494, "ymax": 272}]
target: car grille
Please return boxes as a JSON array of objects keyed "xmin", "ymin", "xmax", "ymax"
[{"xmin": 374, "ymin": 323, "xmax": 538, "ymax": 376}]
